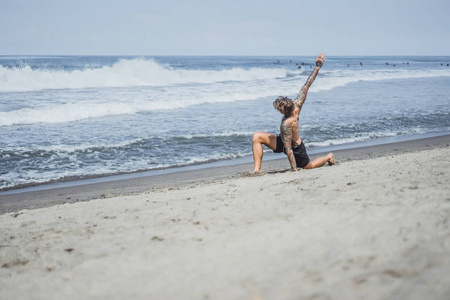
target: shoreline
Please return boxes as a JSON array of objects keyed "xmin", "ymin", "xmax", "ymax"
[
  {"xmin": 1, "ymin": 132, "xmax": 447, "ymax": 195},
  {"xmin": 1, "ymin": 133, "xmax": 449, "ymax": 299},
  {"xmin": 0, "ymin": 134, "xmax": 448, "ymax": 214}
]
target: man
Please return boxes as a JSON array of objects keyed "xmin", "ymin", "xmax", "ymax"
[{"xmin": 252, "ymin": 53, "xmax": 335, "ymax": 173}]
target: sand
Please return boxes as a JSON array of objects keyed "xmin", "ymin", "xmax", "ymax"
[{"xmin": 1, "ymin": 136, "xmax": 449, "ymax": 300}]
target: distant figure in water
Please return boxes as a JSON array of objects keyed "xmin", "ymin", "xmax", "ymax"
[
  {"xmin": 252, "ymin": 53, "xmax": 335, "ymax": 173},
  {"xmin": 360, "ymin": 62, "xmax": 363, "ymax": 66}
]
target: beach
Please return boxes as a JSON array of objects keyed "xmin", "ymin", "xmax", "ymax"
[
  {"xmin": 1, "ymin": 135, "xmax": 449, "ymax": 300},
  {"xmin": 2, "ymin": 55, "xmax": 450, "ymax": 191}
]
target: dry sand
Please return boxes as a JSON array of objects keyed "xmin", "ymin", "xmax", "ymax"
[{"xmin": 1, "ymin": 136, "xmax": 449, "ymax": 300}]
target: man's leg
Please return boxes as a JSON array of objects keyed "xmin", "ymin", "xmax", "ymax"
[
  {"xmin": 252, "ymin": 132, "xmax": 277, "ymax": 173},
  {"xmin": 303, "ymin": 153, "xmax": 335, "ymax": 169}
]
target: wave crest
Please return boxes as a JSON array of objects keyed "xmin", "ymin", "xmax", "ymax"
[{"xmin": 0, "ymin": 58, "xmax": 289, "ymax": 92}]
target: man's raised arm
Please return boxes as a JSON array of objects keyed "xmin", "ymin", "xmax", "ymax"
[{"xmin": 293, "ymin": 53, "xmax": 326, "ymax": 112}]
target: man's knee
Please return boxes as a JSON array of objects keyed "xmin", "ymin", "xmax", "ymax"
[{"xmin": 252, "ymin": 132, "xmax": 264, "ymax": 143}]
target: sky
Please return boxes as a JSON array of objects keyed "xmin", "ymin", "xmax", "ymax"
[{"xmin": 0, "ymin": 0, "xmax": 449, "ymax": 56}]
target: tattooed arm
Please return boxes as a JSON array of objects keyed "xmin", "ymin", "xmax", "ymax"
[
  {"xmin": 294, "ymin": 53, "xmax": 326, "ymax": 113},
  {"xmin": 281, "ymin": 120, "xmax": 297, "ymax": 171}
]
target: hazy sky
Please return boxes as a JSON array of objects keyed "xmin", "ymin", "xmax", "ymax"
[{"xmin": 1, "ymin": 0, "xmax": 449, "ymax": 56}]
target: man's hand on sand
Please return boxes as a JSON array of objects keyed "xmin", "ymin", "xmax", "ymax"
[{"xmin": 315, "ymin": 53, "xmax": 326, "ymax": 68}]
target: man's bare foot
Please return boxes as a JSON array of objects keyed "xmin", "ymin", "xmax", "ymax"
[
  {"xmin": 252, "ymin": 169, "xmax": 261, "ymax": 174},
  {"xmin": 328, "ymin": 153, "xmax": 335, "ymax": 165}
]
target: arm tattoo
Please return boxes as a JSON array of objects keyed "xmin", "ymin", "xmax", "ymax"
[
  {"xmin": 294, "ymin": 67, "xmax": 320, "ymax": 110},
  {"xmin": 281, "ymin": 121, "xmax": 297, "ymax": 171}
]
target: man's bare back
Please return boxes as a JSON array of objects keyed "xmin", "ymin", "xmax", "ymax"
[{"xmin": 280, "ymin": 115, "xmax": 301, "ymax": 167}]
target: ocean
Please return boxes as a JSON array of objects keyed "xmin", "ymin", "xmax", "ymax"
[{"xmin": 0, "ymin": 55, "xmax": 449, "ymax": 191}]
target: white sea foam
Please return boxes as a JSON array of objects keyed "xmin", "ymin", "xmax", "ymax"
[
  {"xmin": 306, "ymin": 127, "xmax": 430, "ymax": 148},
  {"xmin": 0, "ymin": 58, "xmax": 289, "ymax": 92},
  {"xmin": 307, "ymin": 134, "xmax": 397, "ymax": 148},
  {"xmin": 0, "ymin": 131, "xmax": 254, "ymax": 154},
  {"xmin": 0, "ymin": 83, "xmax": 286, "ymax": 126},
  {"xmin": 314, "ymin": 68, "xmax": 450, "ymax": 92},
  {"xmin": 179, "ymin": 131, "xmax": 254, "ymax": 139},
  {"xmin": 2, "ymin": 59, "xmax": 449, "ymax": 127},
  {"xmin": 2, "ymin": 58, "xmax": 449, "ymax": 93},
  {"xmin": 0, "ymin": 101, "xmax": 148, "ymax": 126},
  {"xmin": 1, "ymin": 138, "xmax": 146, "ymax": 154}
]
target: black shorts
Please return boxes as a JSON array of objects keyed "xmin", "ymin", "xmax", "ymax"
[{"xmin": 273, "ymin": 135, "xmax": 311, "ymax": 168}]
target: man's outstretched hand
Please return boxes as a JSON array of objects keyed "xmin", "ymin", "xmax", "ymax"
[{"xmin": 315, "ymin": 53, "xmax": 326, "ymax": 68}]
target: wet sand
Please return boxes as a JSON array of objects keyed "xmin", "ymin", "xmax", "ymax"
[{"xmin": 0, "ymin": 135, "xmax": 448, "ymax": 214}]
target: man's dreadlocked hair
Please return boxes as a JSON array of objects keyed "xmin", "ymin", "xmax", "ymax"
[{"xmin": 273, "ymin": 96, "xmax": 294, "ymax": 117}]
